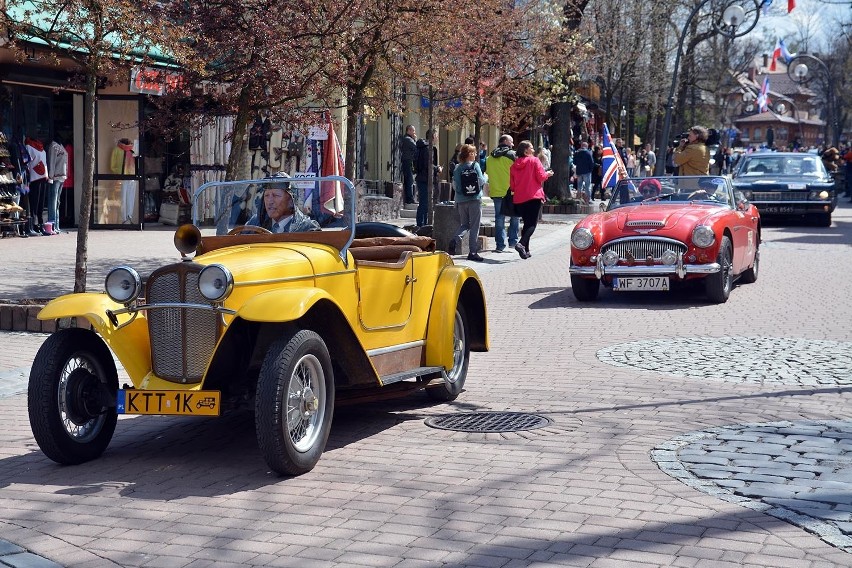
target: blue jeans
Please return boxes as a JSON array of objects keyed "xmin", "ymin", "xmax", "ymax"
[
  {"xmin": 577, "ymin": 173, "xmax": 592, "ymax": 198},
  {"xmin": 491, "ymin": 196, "xmax": 519, "ymax": 250},
  {"xmin": 416, "ymin": 180, "xmax": 429, "ymax": 226},
  {"xmin": 402, "ymin": 160, "xmax": 415, "ymax": 204},
  {"xmin": 47, "ymin": 179, "xmax": 62, "ymax": 230},
  {"xmin": 452, "ymin": 199, "xmax": 482, "ymax": 254}
]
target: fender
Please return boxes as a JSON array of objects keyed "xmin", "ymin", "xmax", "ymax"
[
  {"xmin": 425, "ymin": 265, "xmax": 486, "ymax": 370},
  {"xmin": 37, "ymin": 293, "xmax": 152, "ymax": 384},
  {"xmin": 237, "ymin": 287, "xmax": 342, "ymax": 322}
]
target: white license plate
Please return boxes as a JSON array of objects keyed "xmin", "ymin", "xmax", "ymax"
[{"xmin": 613, "ymin": 277, "xmax": 670, "ymax": 291}]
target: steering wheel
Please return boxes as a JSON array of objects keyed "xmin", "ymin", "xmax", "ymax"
[{"xmin": 227, "ymin": 225, "xmax": 272, "ymax": 235}]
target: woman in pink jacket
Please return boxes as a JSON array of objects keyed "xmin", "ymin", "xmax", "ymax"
[{"xmin": 509, "ymin": 140, "xmax": 553, "ymax": 259}]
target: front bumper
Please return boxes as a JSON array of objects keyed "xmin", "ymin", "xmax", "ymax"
[
  {"xmin": 752, "ymin": 201, "xmax": 834, "ymax": 215},
  {"xmin": 570, "ymin": 254, "xmax": 720, "ymax": 280}
]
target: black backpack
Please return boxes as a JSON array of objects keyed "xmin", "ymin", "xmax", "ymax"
[{"xmin": 458, "ymin": 164, "xmax": 480, "ymax": 196}]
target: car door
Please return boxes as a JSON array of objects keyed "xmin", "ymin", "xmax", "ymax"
[
  {"xmin": 355, "ymin": 254, "xmax": 415, "ymax": 330},
  {"xmin": 729, "ymin": 188, "xmax": 758, "ymax": 271}
]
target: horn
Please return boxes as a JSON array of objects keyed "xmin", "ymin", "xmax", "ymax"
[{"xmin": 174, "ymin": 224, "xmax": 202, "ymax": 256}]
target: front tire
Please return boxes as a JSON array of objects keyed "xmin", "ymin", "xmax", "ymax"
[
  {"xmin": 816, "ymin": 213, "xmax": 831, "ymax": 227},
  {"xmin": 28, "ymin": 328, "xmax": 119, "ymax": 465},
  {"xmin": 571, "ymin": 274, "xmax": 600, "ymax": 301},
  {"xmin": 706, "ymin": 236, "xmax": 733, "ymax": 303},
  {"xmin": 256, "ymin": 330, "xmax": 335, "ymax": 475},
  {"xmin": 426, "ymin": 305, "xmax": 469, "ymax": 402}
]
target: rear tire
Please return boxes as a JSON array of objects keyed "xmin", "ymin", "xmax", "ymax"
[
  {"xmin": 426, "ymin": 305, "xmax": 469, "ymax": 402},
  {"xmin": 739, "ymin": 244, "xmax": 759, "ymax": 284},
  {"xmin": 28, "ymin": 328, "xmax": 118, "ymax": 465},
  {"xmin": 706, "ymin": 236, "xmax": 733, "ymax": 303},
  {"xmin": 256, "ymin": 330, "xmax": 334, "ymax": 475},
  {"xmin": 571, "ymin": 274, "xmax": 600, "ymax": 301}
]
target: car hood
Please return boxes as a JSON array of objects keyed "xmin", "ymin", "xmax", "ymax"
[
  {"xmin": 193, "ymin": 243, "xmax": 320, "ymax": 281},
  {"xmin": 582, "ymin": 204, "xmax": 722, "ymax": 245},
  {"xmin": 733, "ymin": 175, "xmax": 833, "ymax": 187}
]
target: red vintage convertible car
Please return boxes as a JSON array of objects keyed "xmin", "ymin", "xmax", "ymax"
[{"xmin": 569, "ymin": 176, "xmax": 760, "ymax": 303}]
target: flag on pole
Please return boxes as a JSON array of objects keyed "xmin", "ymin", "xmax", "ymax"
[
  {"xmin": 320, "ymin": 114, "xmax": 345, "ymax": 215},
  {"xmin": 756, "ymin": 76, "xmax": 771, "ymax": 113},
  {"xmin": 769, "ymin": 39, "xmax": 795, "ymax": 71},
  {"xmin": 787, "ymin": 0, "xmax": 795, "ymax": 12},
  {"xmin": 601, "ymin": 123, "xmax": 627, "ymax": 188}
]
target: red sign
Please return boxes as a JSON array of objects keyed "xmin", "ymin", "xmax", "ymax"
[{"xmin": 130, "ymin": 66, "xmax": 186, "ymax": 96}]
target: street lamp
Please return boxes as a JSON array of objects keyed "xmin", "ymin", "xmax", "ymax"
[
  {"xmin": 786, "ymin": 53, "xmax": 837, "ymax": 147},
  {"xmin": 619, "ymin": 106, "xmax": 626, "ymax": 139},
  {"xmin": 656, "ymin": 0, "xmax": 761, "ymax": 175},
  {"xmin": 774, "ymin": 100, "xmax": 804, "ymax": 146}
]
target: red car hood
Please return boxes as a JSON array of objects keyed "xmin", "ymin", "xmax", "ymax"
[{"xmin": 583, "ymin": 204, "xmax": 724, "ymax": 246}]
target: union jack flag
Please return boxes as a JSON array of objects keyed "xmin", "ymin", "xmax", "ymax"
[{"xmin": 601, "ymin": 123, "xmax": 627, "ymax": 188}]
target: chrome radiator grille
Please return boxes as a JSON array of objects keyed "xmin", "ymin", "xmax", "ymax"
[
  {"xmin": 146, "ymin": 264, "xmax": 220, "ymax": 383},
  {"xmin": 601, "ymin": 237, "xmax": 687, "ymax": 261},
  {"xmin": 752, "ymin": 191, "xmax": 809, "ymax": 201}
]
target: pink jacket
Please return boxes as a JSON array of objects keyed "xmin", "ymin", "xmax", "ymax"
[{"xmin": 509, "ymin": 156, "xmax": 548, "ymax": 204}]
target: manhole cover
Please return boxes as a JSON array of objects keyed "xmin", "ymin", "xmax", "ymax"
[{"xmin": 425, "ymin": 412, "xmax": 550, "ymax": 433}]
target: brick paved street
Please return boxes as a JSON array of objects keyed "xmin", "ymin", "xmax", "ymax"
[{"xmin": 0, "ymin": 201, "xmax": 851, "ymax": 567}]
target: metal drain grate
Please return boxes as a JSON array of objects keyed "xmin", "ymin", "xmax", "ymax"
[{"xmin": 425, "ymin": 412, "xmax": 550, "ymax": 433}]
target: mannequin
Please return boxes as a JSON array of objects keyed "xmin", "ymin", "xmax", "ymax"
[
  {"xmin": 25, "ymin": 137, "xmax": 49, "ymax": 235},
  {"xmin": 110, "ymin": 138, "xmax": 137, "ymax": 223},
  {"xmin": 47, "ymin": 135, "xmax": 68, "ymax": 233}
]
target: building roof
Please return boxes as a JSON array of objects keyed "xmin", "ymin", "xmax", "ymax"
[{"xmin": 735, "ymin": 110, "xmax": 823, "ymax": 126}]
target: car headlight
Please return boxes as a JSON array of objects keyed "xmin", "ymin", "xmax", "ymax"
[
  {"xmin": 809, "ymin": 190, "xmax": 830, "ymax": 200},
  {"xmin": 105, "ymin": 266, "xmax": 142, "ymax": 304},
  {"xmin": 602, "ymin": 250, "xmax": 619, "ymax": 266},
  {"xmin": 692, "ymin": 226, "xmax": 715, "ymax": 248},
  {"xmin": 571, "ymin": 228, "xmax": 594, "ymax": 250},
  {"xmin": 660, "ymin": 249, "xmax": 678, "ymax": 265},
  {"xmin": 198, "ymin": 264, "xmax": 234, "ymax": 302}
]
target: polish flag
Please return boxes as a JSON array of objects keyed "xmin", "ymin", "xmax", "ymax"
[{"xmin": 788, "ymin": 0, "xmax": 795, "ymax": 12}]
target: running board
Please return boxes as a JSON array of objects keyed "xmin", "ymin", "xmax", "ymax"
[{"xmin": 380, "ymin": 366, "xmax": 444, "ymax": 386}]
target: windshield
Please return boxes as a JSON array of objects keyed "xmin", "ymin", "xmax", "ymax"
[
  {"xmin": 191, "ymin": 175, "xmax": 354, "ymax": 236},
  {"xmin": 606, "ymin": 176, "xmax": 732, "ymax": 211},
  {"xmin": 737, "ymin": 155, "xmax": 826, "ymax": 177}
]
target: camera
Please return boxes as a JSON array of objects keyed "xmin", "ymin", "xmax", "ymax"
[{"xmin": 670, "ymin": 132, "xmax": 689, "ymax": 148}]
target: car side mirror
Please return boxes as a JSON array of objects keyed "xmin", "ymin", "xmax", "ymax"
[{"xmin": 735, "ymin": 191, "xmax": 749, "ymax": 211}]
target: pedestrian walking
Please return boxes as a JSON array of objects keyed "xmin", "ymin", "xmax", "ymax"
[
  {"xmin": 485, "ymin": 134, "xmax": 520, "ymax": 252},
  {"xmin": 573, "ymin": 141, "xmax": 594, "ymax": 202},
  {"xmin": 399, "ymin": 125, "xmax": 418, "ymax": 205},
  {"xmin": 448, "ymin": 144, "xmax": 487, "ymax": 262},
  {"xmin": 509, "ymin": 140, "xmax": 553, "ymax": 260},
  {"xmin": 644, "ymin": 144, "xmax": 656, "ymax": 177},
  {"xmin": 415, "ymin": 129, "xmax": 442, "ymax": 227}
]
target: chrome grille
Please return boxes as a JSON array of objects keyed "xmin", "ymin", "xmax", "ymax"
[
  {"xmin": 147, "ymin": 264, "xmax": 220, "ymax": 384},
  {"xmin": 626, "ymin": 220, "xmax": 665, "ymax": 227},
  {"xmin": 601, "ymin": 237, "xmax": 687, "ymax": 261},
  {"xmin": 752, "ymin": 191, "xmax": 809, "ymax": 201}
]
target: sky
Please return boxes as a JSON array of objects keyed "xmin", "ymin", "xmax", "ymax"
[{"xmin": 751, "ymin": 0, "xmax": 850, "ymax": 52}]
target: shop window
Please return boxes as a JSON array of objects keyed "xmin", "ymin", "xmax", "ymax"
[{"xmin": 754, "ymin": 128, "xmax": 762, "ymax": 142}]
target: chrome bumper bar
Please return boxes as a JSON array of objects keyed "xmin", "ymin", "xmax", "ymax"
[{"xmin": 570, "ymin": 253, "xmax": 720, "ymax": 279}]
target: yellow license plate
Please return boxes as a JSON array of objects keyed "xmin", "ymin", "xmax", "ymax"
[{"xmin": 117, "ymin": 390, "xmax": 221, "ymax": 416}]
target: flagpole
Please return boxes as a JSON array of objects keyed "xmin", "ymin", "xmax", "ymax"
[{"xmin": 656, "ymin": 0, "xmax": 761, "ymax": 176}]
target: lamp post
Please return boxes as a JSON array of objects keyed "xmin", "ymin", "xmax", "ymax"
[
  {"xmin": 786, "ymin": 53, "xmax": 836, "ymax": 147},
  {"xmin": 774, "ymin": 100, "xmax": 804, "ymax": 147},
  {"xmin": 619, "ymin": 106, "xmax": 626, "ymax": 139},
  {"xmin": 656, "ymin": 0, "xmax": 761, "ymax": 175}
]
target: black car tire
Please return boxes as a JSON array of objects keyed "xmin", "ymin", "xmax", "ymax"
[
  {"xmin": 816, "ymin": 213, "xmax": 831, "ymax": 227},
  {"xmin": 426, "ymin": 305, "xmax": 469, "ymax": 402},
  {"xmin": 28, "ymin": 328, "xmax": 119, "ymax": 465},
  {"xmin": 571, "ymin": 274, "xmax": 600, "ymax": 302},
  {"xmin": 706, "ymin": 236, "xmax": 733, "ymax": 303},
  {"xmin": 740, "ymin": 245, "xmax": 759, "ymax": 284},
  {"xmin": 256, "ymin": 330, "xmax": 335, "ymax": 476}
]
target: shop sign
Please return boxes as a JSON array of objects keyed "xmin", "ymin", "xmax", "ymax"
[{"xmin": 130, "ymin": 66, "xmax": 185, "ymax": 96}]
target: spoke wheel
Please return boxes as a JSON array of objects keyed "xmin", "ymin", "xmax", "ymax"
[
  {"xmin": 28, "ymin": 328, "xmax": 118, "ymax": 465},
  {"xmin": 427, "ymin": 305, "xmax": 469, "ymax": 402},
  {"xmin": 706, "ymin": 236, "xmax": 733, "ymax": 303},
  {"xmin": 256, "ymin": 330, "xmax": 334, "ymax": 475}
]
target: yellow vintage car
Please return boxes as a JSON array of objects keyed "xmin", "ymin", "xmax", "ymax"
[{"xmin": 28, "ymin": 176, "xmax": 488, "ymax": 475}]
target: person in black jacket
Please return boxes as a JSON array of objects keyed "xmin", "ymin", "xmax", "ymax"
[
  {"xmin": 573, "ymin": 142, "xmax": 594, "ymax": 202},
  {"xmin": 415, "ymin": 129, "xmax": 442, "ymax": 227},
  {"xmin": 399, "ymin": 125, "xmax": 418, "ymax": 205}
]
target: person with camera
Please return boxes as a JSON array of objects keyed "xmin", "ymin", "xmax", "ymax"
[{"xmin": 673, "ymin": 126, "xmax": 710, "ymax": 176}]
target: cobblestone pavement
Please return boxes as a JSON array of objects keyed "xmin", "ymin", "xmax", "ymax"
[{"xmin": 0, "ymin": 203, "xmax": 851, "ymax": 567}]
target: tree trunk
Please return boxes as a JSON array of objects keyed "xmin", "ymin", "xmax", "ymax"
[
  {"xmin": 344, "ymin": 89, "xmax": 362, "ymax": 182},
  {"xmin": 550, "ymin": 101, "xmax": 573, "ymax": 201},
  {"xmin": 73, "ymin": 73, "xmax": 98, "ymax": 293}
]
